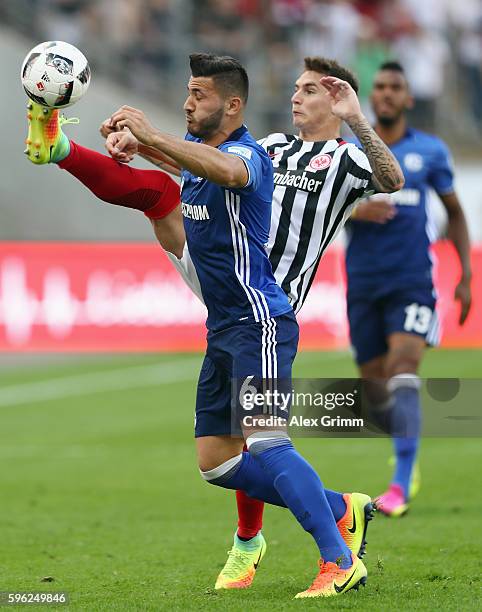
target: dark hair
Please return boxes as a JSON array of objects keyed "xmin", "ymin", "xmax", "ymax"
[
  {"xmin": 378, "ymin": 60, "xmax": 405, "ymax": 74},
  {"xmin": 189, "ymin": 53, "xmax": 249, "ymax": 103},
  {"xmin": 303, "ymin": 57, "xmax": 359, "ymax": 94}
]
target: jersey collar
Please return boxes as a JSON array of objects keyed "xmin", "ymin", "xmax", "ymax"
[
  {"xmin": 293, "ymin": 134, "xmax": 344, "ymax": 145},
  {"xmin": 220, "ymin": 124, "xmax": 248, "ymax": 146}
]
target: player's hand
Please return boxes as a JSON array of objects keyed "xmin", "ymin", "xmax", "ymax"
[
  {"xmin": 454, "ymin": 278, "xmax": 472, "ymax": 325},
  {"xmin": 110, "ymin": 106, "xmax": 158, "ymax": 147},
  {"xmin": 105, "ymin": 129, "xmax": 138, "ymax": 163},
  {"xmin": 320, "ymin": 76, "xmax": 362, "ymax": 122},
  {"xmin": 352, "ymin": 198, "xmax": 396, "ymax": 224},
  {"xmin": 99, "ymin": 117, "xmax": 118, "ymax": 139}
]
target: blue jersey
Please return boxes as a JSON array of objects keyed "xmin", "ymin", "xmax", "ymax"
[
  {"xmin": 345, "ymin": 128, "xmax": 454, "ymax": 293},
  {"xmin": 181, "ymin": 125, "xmax": 292, "ymax": 331}
]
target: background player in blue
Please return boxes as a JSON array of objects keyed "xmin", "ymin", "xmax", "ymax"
[
  {"xmin": 345, "ymin": 61, "xmax": 472, "ymax": 516},
  {"xmin": 108, "ymin": 53, "xmax": 372, "ymax": 597}
]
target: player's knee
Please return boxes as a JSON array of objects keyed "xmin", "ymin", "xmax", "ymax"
[
  {"xmin": 199, "ymin": 453, "xmax": 243, "ymax": 487},
  {"xmin": 245, "ymin": 431, "xmax": 292, "ymax": 457},
  {"xmin": 359, "ymin": 358, "xmax": 386, "ymax": 380},
  {"xmin": 386, "ymin": 352, "xmax": 420, "ymax": 378}
]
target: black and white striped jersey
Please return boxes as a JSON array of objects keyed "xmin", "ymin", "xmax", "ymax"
[
  {"xmin": 259, "ymin": 133, "xmax": 374, "ymax": 312},
  {"xmin": 169, "ymin": 132, "xmax": 374, "ymax": 314}
]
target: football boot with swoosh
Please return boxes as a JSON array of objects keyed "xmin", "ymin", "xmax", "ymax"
[
  {"xmin": 295, "ymin": 553, "xmax": 367, "ymax": 599},
  {"xmin": 337, "ymin": 492, "xmax": 376, "ymax": 558},
  {"xmin": 215, "ymin": 532, "xmax": 266, "ymax": 589}
]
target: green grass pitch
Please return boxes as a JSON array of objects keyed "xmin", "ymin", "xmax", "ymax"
[{"xmin": 1, "ymin": 349, "xmax": 481, "ymax": 610}]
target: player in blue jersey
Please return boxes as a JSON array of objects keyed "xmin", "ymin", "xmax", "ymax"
[
  {"xmin": 109, "ymin": 53, "xmax": 373, "ymax": 598},
  {"xmin": 25, "ymin": 53, "xmax": 399, "ymax": 597},
  {"xmin": 104, "ymin": 57, "xmax": 405, "ymax": 594},
  {"xmin": 345, "ymin": 61, "xmax": 472, "ymax": 516}
]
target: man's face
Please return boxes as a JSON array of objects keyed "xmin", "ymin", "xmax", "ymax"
[
  {"xmin": 183, "ymin": 76, "xmax": 225, "ymax": 140},
  {"xmin": 370, "ymin": 70, "xmax": 413, "ymax": 125},
  {"xmin": 291, "ymin": 71, "xmax": 332, "ymax": 131}
]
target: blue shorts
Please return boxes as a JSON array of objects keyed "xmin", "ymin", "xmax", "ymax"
[
  {"xmin": 347, "ymin": 285, "xmax": 439, "ymax": 365},
  {"xmin": 195, "ymin": 312, "xmax": 299, "ymax": 438}
]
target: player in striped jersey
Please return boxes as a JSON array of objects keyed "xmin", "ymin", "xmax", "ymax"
[
  {"xmin": 25, "ymin": 56, "xmax": 403, "ymax": 597},
  {"xmin": 159, "ymin": 57, "xmax": 404, "ymax": 313},
  {"xmin": 345, "ymin": 62, "xmax": 472, "ymax": 517}
]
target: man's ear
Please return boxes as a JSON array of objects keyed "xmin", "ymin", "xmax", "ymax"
[
  {"xmin": 406, "ymin": 94, "xmax": 415, "ymax": 111},
  {"xmin": 225, "ymin": 96, "xmax": 242, "ymax": 116}
]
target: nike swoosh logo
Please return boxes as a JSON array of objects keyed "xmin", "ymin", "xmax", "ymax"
[
  {"xmin": 347, "ymin": 508, "xmax": 357, "ymax": 534},
  {"xmin": 334, "ymin": 568, "xmax": 357, "ymax": 593},
  {"xmin": 253, "ymin": 549, "xmax": 263, "ymax": 570}
]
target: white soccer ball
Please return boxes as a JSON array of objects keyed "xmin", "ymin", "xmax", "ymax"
[{"xmin": 21, "ymin": 41, "xmax": 91, "ymax": 108}]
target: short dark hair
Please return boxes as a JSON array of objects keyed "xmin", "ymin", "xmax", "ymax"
[
  {"xmin": 303, "ymin": 57, "xmax": 359, "ymax": 94},
  {"xmin": 378, "ymin": 60, "xmax": 405, "ymax": 74},
  {"xmin": 189, "ymin": 53, "xmax": 249, "ymax": 103}
]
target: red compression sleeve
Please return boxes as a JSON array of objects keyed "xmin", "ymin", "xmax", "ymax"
[
  {"xmin": 58, "ymin": 141, "xmax": 180, "ymax": 219},
  {"xmin": 236, "ymin": 490, "xmax": 264, "ymax": 539}
]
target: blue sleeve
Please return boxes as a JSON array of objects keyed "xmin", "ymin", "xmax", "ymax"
[
  {"xmin": 427, "ymin": 140, "xmax": 455, "ymax": 195},
  {"xmin": 220, "ymin": 142, "xmax": 266, "ymax": 194}
]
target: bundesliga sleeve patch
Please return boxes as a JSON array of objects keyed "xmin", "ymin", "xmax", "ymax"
[{"xmin": 227, "ymin": 145, "xmax": 253, "ymax": 160}]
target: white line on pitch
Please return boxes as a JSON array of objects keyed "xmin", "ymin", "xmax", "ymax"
[{"xmin": 0, "ymin": 356, "xmax": 202, "ymax": 408}]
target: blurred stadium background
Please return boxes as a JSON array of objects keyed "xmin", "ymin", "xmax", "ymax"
[
  {"xmin": 0, "ymin": 0, "xmax": 481, "ymax": 353},
  {"xmin": 1, "ymin": 2, "xmax": 482, "ymax": 609}
]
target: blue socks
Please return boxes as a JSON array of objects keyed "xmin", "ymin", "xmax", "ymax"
[
  {"xmin": 206, "ymin": 451, "xmax": 346, "ymax": 521},
  {"xmin": 203, "ymin": 446, "xmax": 351, "ymax": 565},
  {"xmin": 389, "ymin": 376, "xmax": 421, "ymax": 499},
  {"xmin": 250, "ymin": 441, "xmax": 352, "ymax": 567},
  {"xmin": 328, "ymin": 488, "xmax": 349, "ymax": 521}
]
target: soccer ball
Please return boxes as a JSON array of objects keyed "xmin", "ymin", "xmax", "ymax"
[{"xmin": 21, "ymin": 41, "xmax": 91, "ymax": 108}]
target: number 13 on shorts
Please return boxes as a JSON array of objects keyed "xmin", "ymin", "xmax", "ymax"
[{"xmin": 404, "ymin": 302, "xmax": 433, "ymax": 334}]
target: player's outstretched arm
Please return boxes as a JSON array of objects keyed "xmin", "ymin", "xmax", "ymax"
[
  {"xmin": 440, "ymin": 192, "xmax": 472, "ymax": 325},
  {"xmin": 137, "ymin": 145, "xmax": 182, "ymax": 177},
  {"xmin": 110, "ymin": 106, "xmax": 249, "ymax": 188},
  {"xmin": 320, "ymin": 77, "xmax": 404, "ymax": 193},
  {"xmin": 100, "ymin": 120, "xmax": 182, "ymax": 176}
]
